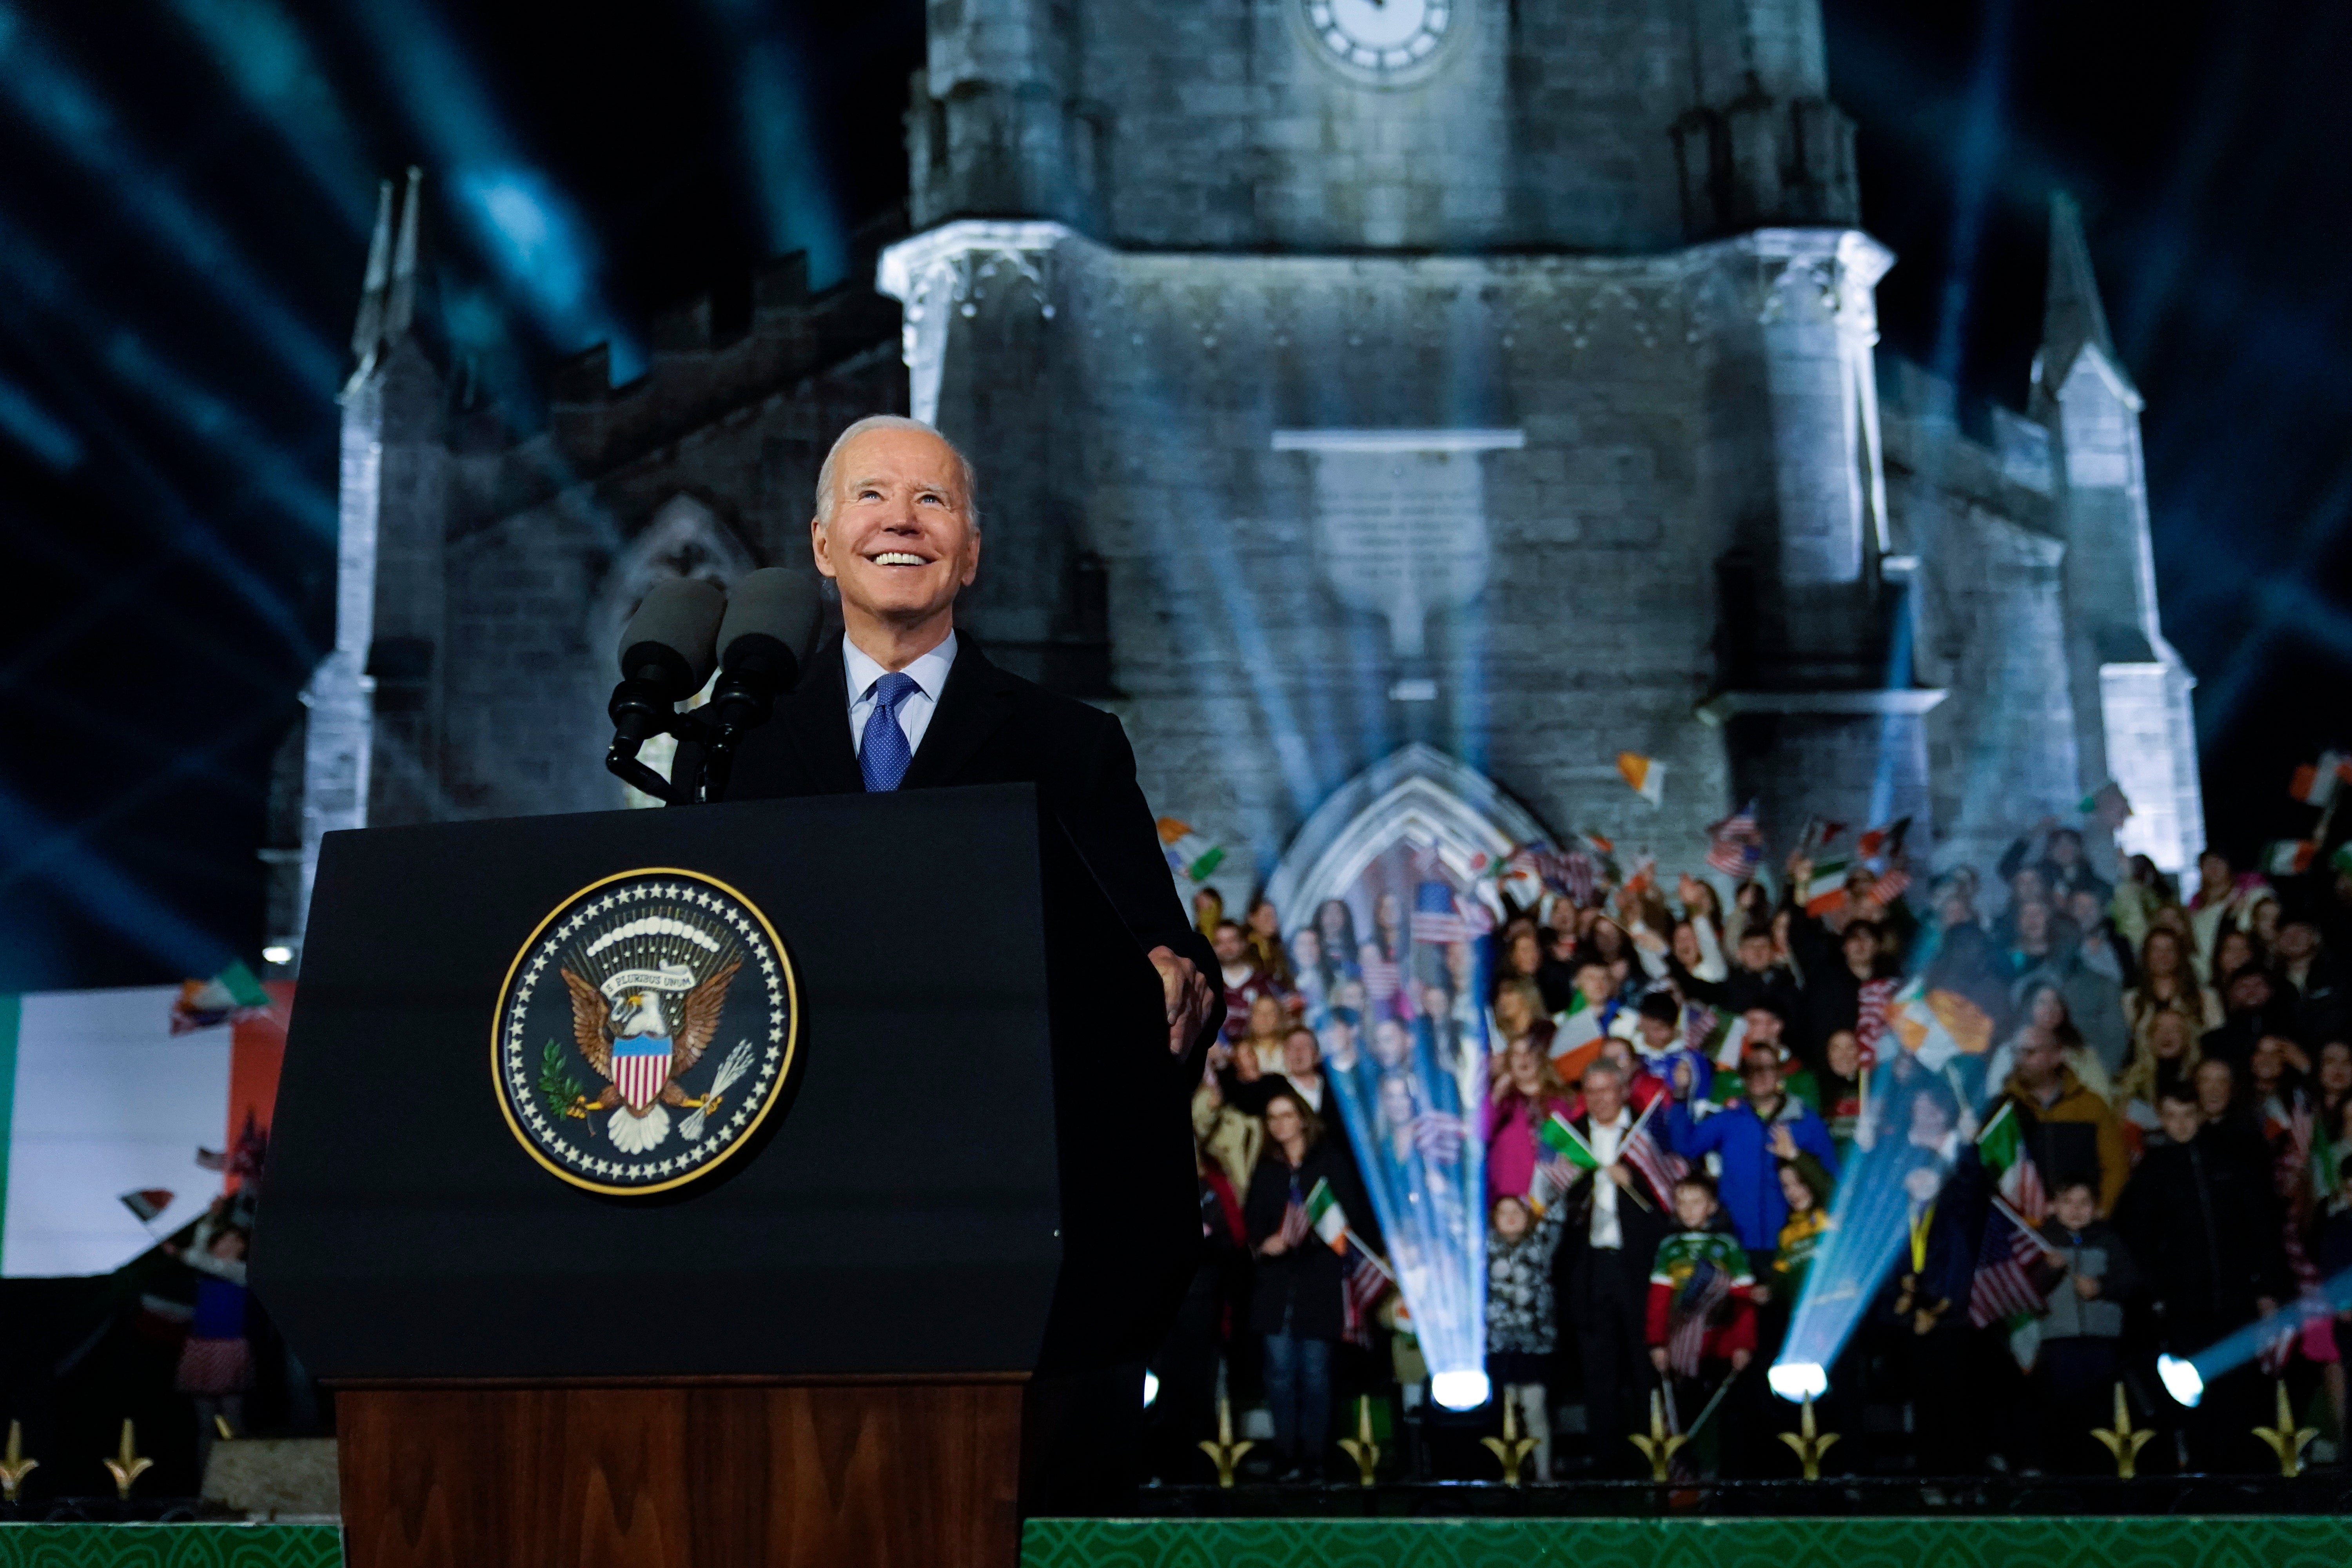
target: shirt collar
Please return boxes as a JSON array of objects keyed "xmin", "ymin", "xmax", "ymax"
[{"xmin": 843, "ymin": 629, "xmax": 958, "ymax": 704}]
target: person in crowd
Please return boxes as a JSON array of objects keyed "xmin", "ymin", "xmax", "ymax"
[
  {"xmin": 1786, "ymin": 1027, "xmax": 1865, "ymax": 1158},
  {"xmin": 1985, "ymin": 982, "xmax": 2116, "ymax": 1109},
  {"xmin": 2031, "ymin": 1178, "xmax": 2143, "ymax": 1474},
  {"xmin": 2124, "ymin": 926, "xmax": 2220, "ymax": 1056},
  {"xmin": 1985, "ymin": 1028, "xmax": 2129, "ymax": 1214},
  {"xmin": 1786, "ymin": 904, "xmax": 1895, "ymax": 1073},
  {"xmin": 1486, "ymin": 1193, "xmax": 1568, "ymax": 1481},
  {"xmin": 1551, "ymin": 955, "xmax": 1627, "ymax": 1079},
  {"xmin": 1149, "ymin": 1132, "xmax": 1253, "ymax": 1482},
  {"xmin": 1492, "ymin": 975, "xmax": 1558, "ymax": 1063},
  {"xmin": 2315, "ymin": 1038, "xmax": 2352, "ymax": 1148},
  {"xmin": 1875, "ymin": 1147, "xmax": 1989, "ymax": 1475},
  {"xmin": 1486, "ymin": 1036, "xmax": 1573, "ymax": 1205},
  {"xmin": 2114, "ymin": 1086, "xmax": 2289, "ymax": 1469},
  {"xmin": 1243, "ymin": 895, "xmax": 1293, "ymax": 990},
  {"xmin": 1646, "ymin": 1172, "xmax": 1758, "ymax": 1470},
  {"xmin": 1770, "ymin": 1157, "xmax": 1836, "ymax": 1304},
  {"xmin": 1194, "ymin": 886, "xmax": 1225, "ymax": 943},
  {"xmin": 1583, "ymin": 1032, "xmax": 1669, "ymax": 1115},
  {"xmin": 1664, "ymin": 1044, "xmax": 1840, "ymax": 1258},
  {"xmin": 1314, "ymin": 900, "xmax": 1362, "ymax": 985},
  {"xmin": 1192, "ymin": 1069, "xmax": 1263, "ymax": 1201},
  {"xmin": 1214, "ymin": 920, "xmax": 1279, "ymax": 1046},
  {"xmin": 2212, "ymin": 926, "xmax": 2263, "ymax": 993},
  {"xmin": 2111, "ymin": 853, "xmax": 2178, "ymax": 951},
  {"xmin": 2067, "ymin": 885, "xmax": 2136, "ymax": 988},
  {"xmin": 162, "ymin": 1196, "xmax": 252, "ymax": 1477},
  {"xmin": 2203, "ymin": 964, "xmax": 2289, "ymax": 1070},
  {"xmin": 2000, "ymin": 818, "xmax": 2112, "ymax": 908},
  {"xmin": 1235, "ymin": 992, "xmax": 1291, "ymax": 1078},
  {"xmin": 2043, "ymin": 898, "xmax": 2131, "ymax": 1078},
  {"xmin": 2275, "ymin": 916, "xmax": 2345, "ymax": 1042},
  {"xmin": 1555, "ymin": 1060, "xmax": 1676, "ymax": 1471},
  {"xmin": 1675, "ymin": 907, "xmax": 1803, "ymax": 1022},
  {"xmin": 2186, "ymin": 849, "xmax": 2250, "ymax": 984},
  {"xmin": 2116, "ymin": 1009, "xmax": 2203, "ymax": 1135},
  {"xmin": 1922, "ymin": 874, "xmax": 2013, "ymax": 1029},
  {"xmin": 1244, "ymin": 1090, "xmax": 1376, "ymax": 1482}
]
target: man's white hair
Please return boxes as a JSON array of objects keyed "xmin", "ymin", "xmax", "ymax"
[{"xmin": 813, "ymin": 414, "xmax": 979, "ymax": 528}]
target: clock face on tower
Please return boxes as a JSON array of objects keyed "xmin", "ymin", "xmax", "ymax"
[{"xmin": 1298, "ymin": 0, "xmax": 1455, "ymax": 85}]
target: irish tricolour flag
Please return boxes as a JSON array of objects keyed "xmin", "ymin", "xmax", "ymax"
[{"xmin": 1303, "ymin": 1177, "xmax": 1350, "ymax": 1254}]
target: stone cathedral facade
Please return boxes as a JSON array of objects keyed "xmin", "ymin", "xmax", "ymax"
[{"xmin": 269, "ymin": 0, "xmax": 2202, "ymax": 964}]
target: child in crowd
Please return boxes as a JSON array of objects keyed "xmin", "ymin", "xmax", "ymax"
[
  {"xmin": 1646, "ymin": 1174, "xmax": 1757, "ymax": 1469},
  {"xmin": 2031, "ymin": 1178, "xmax": 2143, "ymax": 1474},
  {"xmin": 163, "ymin": 1196, "xmax": 252, "ymax": 1477},
  {"xmin": 1485, "ymin": 1193, "xmax": 1568, "ymax": 1479}
]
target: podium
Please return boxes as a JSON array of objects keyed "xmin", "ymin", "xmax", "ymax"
[{"xmin": 252, "ymin": 784, "xmax": 1199, "ymax": 1568}]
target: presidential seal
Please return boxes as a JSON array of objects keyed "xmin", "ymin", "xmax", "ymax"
[{"xmin": 492, "ymin": 867, "xmax": 796, "ymax": 1194}]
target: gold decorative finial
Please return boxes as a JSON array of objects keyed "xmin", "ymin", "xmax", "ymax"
[
  {"xmin": 2253, "ymin": 1379, "xmax": 2318, "ymax": 1479},
  {"xmin": 102, "ymin": 1419, "xmax": 152, "ymax": 1501},
  {"xmin": 1336, "ymin": 1394, "xmax": 1381, "ymax": 1486},
  {"xmin": 1775, "ymin": 1395, "xmax": 1839, "ymax": 1481},
  {"xmin": 213, "ymin": 1414, "xmax": 236, "ymax": 1441},
  {"xmin": 0, "ymin": 1419, "xmax": 38, "ymax": 1503},
  {"xmin": 1480, "ymin": 1393, "xmax": 1539, "ymax": 1486},
  {"xmin": 1628, "ymin": 1389, "xmax": 1688, "ymax": 1483},
  {"xmin": 1196, "ymin": 1396, "xmax": 1253, "ymax": 1488},
  {"xmin": 2089, "ymin": 1382, "xmax": 2153, "ymax": 1479}
]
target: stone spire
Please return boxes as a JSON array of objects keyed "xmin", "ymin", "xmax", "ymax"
[
  {"xmin": 2039, "ymin": 192, "xmax": 2134, "ymax": 401},
  {"xmin": 384, "ymin": 166, "xmax": 425, "ymax": 341},
  {"xmin": 348, "ymin": 178, "xmax": 395, "ymax": 367}
]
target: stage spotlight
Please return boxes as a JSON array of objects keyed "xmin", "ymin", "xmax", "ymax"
[
  {"xmin": 1430, "ymin": 1370, "xmax": 1490, "ymax": 1411},
  {"xmin": 263, "ymin": 944, "xmax": 294, "ymax": 965},
  {"xmin": 1141, "ymin": 1370, "xmax": 1158, "ymax": 1409},
  {"xmin": 2157, "ymin": 1354, "xmax": 2204, "ymax": 1409},
  {"xmin": 1768, "ymin": 1360, "xmax": 1828, "ymax": 1404}
]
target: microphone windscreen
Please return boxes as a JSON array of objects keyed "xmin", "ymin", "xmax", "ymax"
[
  {"xmin": 718, "ymin": 568, "xmax": 821, "ymax": 666},
  {"xmin": 617, "ymin": 577, "xmax": 724, "ymax": 694}
]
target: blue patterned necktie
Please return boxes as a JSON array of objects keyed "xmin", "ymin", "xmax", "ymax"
[{"xmin": 859, "ymin": 671, "xmax": 920, "ymax": 791}]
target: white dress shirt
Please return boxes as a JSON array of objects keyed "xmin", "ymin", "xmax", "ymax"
[
  {"xmin": 843, "ymin": 630, "xmax": 956, "ymax": 761},
  {"xmin": 1587, "ymin": 1109, "xmax": 1630, "ymax": 1250}
]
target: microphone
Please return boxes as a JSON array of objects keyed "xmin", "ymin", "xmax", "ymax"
[
  {"xmin": 605, "ymin": 577, "xmax": 724, "ymax": 802},
  {"xmin": 696, "ymin": 567, "xmax": 822, "ymax": 802}
]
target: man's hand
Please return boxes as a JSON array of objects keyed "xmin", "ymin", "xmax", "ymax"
[
  {"xmin": 2073, "ymin": 1274, "xmax": 2101, "ymax": 1299},
  {"xmin": 1258, "ymin": 1234, "xmax": 1290, "ymax": 1258},
  {"xmin": 1606, "ymin": 1162, "xmax": 1634, "ymax": 1190},
  {"xmin": 1768, "ymin": 1124, "xmax": 1799, "ymax": 1161},
  {"xmin": 1148, "ymin": 945, "xmax": 1214, "ymax": 1056},
  {"xmin": 1649, "ymin": 1347, "xmax": 1670, "ymax": 1372},
  {"xmin": 1730, "ymin": 1348, "xmax": 1753, "ymax": 1372}
]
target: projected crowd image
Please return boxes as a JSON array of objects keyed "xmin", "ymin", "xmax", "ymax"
[{"xmin": 1162, "ymin": 810, "xmax": 2352, "ymax": 1483}]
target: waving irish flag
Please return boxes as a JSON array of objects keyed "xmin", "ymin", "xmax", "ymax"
[{"xmin": 1304, "ymin": 1177, "xmax": 1351, "ymax": 1254}]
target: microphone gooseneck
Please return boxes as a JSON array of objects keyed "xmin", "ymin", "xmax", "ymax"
[{"xmin": 697, "ymin": 568, "xmax": 823, "ymax": 801}]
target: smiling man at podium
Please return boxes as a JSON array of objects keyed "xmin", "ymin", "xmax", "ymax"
[{"xmin": 729, "ymin": 414, "xmax": 1220, "ymax": 1058}]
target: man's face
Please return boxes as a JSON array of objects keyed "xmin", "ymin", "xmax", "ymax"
[
  {"xmin": 2252, "ymin": 1035, "xmax": 2285, "ymax": 1088},
  {"xmin": 1843, "ymin": 927, "xmax": 1876, "ymax": 971},
  {"xmin": 811, "ymin": 426, "xmax": 980, "ymax": 626},
  {"xmin": 2013, "ymin": 868, "xmax": 2046, "ymax": 907},
  {"xmin": 1574, "ymin": 965, "xmax": 1612, "ymax": 1005},
  {"xmin": 2279, "ymin": 922, "xmax": 2318, "ymax": 963},
  {"xmin": 2016, "ymin": 1036, "xmax": 2062, "ymax": 1088},
  {"xmin": 1283, "ymin": 1031, "xmax": 1319, "ymax": 1078},
  {"xmin": 1737, "ymin": 934, "xmax": 1773, "ymax": 974},
  {"xmin": 1639, "ymin": 1015, "xmax": 1676, "ymax": 1051},
  {"xmin": 2016, "ymin": 900, "xmax": 2049, "ymax": 945},
  {"xmin": 1903, "ymin": 1165, "xmax": 1941, "ymax": 1205},
  {"xmin": 2050, "ymin": 831, "xmax": 2082, "ymax": 868},
  {"xmin": 1740, "ymin": 1053, "xmax": 1781, "ymax": 1102},
  {"xmin": 1742, "ymin": 1007, "xmax": 1782, "ymax": 1048},
  {"xmin": 1583, "ymin": 1071, "xmax": 1626, "ymax": 1123},
  {"xmin": 2068, "ymin": 890, "xmax": 2102, "ymax": 933},
  {"xmin": 2195, "ymin": 1061, "xmax": 2234, "ymax": 1118},
  {"xmin": 1212, "ymin": 926, "xmax": 1247, "ymax": 965},
  {"xmin": 1370, "ymin": 1020, "xmax": 1409, "ymax": 1068},
  {"xmin": 2159, "ymin": 1097, "xmax": 2202, "ymax": 1144},
  {"xmin": 2228, "ymin": 971, "xmax": 2271, "ymax": 1013},
  {"xmin": 2052, "ymin": 1185, "xmax": 2097, "ymax": 1230}
]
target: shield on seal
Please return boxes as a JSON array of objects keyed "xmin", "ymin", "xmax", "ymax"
[{"xmin": 612, "ymin": 1034, "xmax": 671, "ymax": 1114}]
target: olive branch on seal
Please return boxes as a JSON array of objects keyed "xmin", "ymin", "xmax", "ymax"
[{"xmin": 537, "ymin": 1038, "xmax": 586, "ymax": 1118}]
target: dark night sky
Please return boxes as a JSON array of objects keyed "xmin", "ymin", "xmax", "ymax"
[{"xmin": 1, "ymin": 1, "xmax": 2347, "ymax": 991}]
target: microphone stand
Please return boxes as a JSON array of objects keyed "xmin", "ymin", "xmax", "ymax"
[{"xmin": 604, "ymin": 654, "xmax": 789, "ymax": 807}]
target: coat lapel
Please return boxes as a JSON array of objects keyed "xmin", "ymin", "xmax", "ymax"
[
  {"xmin": 900, "ymin": 635, "xmax": 1014, "ymax": 789},
  {"xmin": 777, "ymin": 637, "xmax": 864, "ymax": 794}
]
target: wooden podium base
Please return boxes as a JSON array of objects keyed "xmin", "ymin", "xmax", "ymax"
[{"xmin": 336, "ymin": 1377, "xmax": 1025, "ymax": 1568}]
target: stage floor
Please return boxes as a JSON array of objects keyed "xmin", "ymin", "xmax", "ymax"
[{"xmin": 3, "ymin": 1515, "xmax": 2351, "ymax": 1567}]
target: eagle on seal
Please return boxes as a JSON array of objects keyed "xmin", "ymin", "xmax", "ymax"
[{"xmin": 560, "ymin": 955, "xmax": 741, "ymax": 1154}]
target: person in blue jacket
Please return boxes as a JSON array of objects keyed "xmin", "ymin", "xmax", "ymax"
[{"xmin": 1664, "ymin": 1043, "xmax": 1840, "ymax": 1258}]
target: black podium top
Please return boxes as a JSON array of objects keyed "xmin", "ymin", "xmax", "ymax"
[{"xmin": 252, "ymin": 784, "xmax": 1197, "ymax": 1381}]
